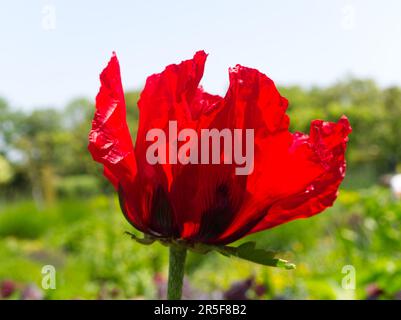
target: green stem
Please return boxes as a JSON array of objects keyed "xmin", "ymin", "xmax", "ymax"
[{"xmin": 167, "ymin": 245, "xmax": 187, "ymax": 300}]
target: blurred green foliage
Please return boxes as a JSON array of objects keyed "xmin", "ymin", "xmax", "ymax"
[
  {"xmin": 0, "ymin": 189, "xmax": 400, "ymax": 299},
  {"xmin": 1, "ymin": 77, "xmax": 401, "ymax": 299}
]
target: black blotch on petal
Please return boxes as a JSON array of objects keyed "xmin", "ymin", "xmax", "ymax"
[
  {"xmin": 148, "ymin": 185, "xmax": 178, "ymax": 238},
  {"xmin": 194, "ymin": 184, "xmax": 237, "ymax": 243}
]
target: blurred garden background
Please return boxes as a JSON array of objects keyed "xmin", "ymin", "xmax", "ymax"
[
  {"xmin": 1, "ymin": 79, "xmax": 401, "ymax": 299},
  {"xmin": 1, "ymin": 0, "xmax": 401, "ymax": 300}
]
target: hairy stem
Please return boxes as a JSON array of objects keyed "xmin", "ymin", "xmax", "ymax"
[{"xmin": 167, "ymin": 245, "xmax": 187, "ymax": 300}]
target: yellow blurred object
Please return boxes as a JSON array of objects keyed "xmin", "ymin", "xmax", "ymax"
[{"xmin": 0, "ymin": 155, "xmax": 14, "ymax": 184}]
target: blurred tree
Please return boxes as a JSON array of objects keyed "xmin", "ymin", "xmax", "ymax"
[
  {"xmin": 282, "ymin": 78, "xmax": 400, "ymax": 187},
  {"xmin": 61, "ymin": 98, "xmax": 95, "ymax": 175},
  {"xmin": 382, "ymin": 87, "xmax": 401, "ymax": 171},
  {"xmin": 10, "ymin": 109, "xmax": 64, "ymax": 207}
]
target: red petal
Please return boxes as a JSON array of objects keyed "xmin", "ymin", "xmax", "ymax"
[
  {"xmin": 205, "ymin": 66, "xmax": 351, "ymax": 244},
  {"xmin": 88, "ymin": 53, "xmax": 137, "ymax": 188},
  {"xmin": 170, "ymin": 159, "xmax": 246, "ymax": 241},
  {"xmin": 246, "ymin": 116, "xmax": 351, "ymax": 233},
  {"xmin": 199, "ymin": 66, "xmax": 292, "ymax": 243},
  {"xmin": 134, "ymin": 51, "xmax": 215, "ymax": 187},
  {"xmin": 130, "ymin": 51, "xmax": 224, "ymax": 237},
  {"xmin": 136, "ymin": 50, "xmax": 208, "ymax": 129},
  {"xmin": 224, "ymin": 64, "xmax": 289, "ymax": 132},
  {"xmin": 171, "ymin": 65, "xmax": 291, "ymax": 242}
]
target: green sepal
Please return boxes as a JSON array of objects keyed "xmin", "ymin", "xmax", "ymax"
[
  {"xmin": 125, "ymin": 232, "xmax": 295, "ymax": 270},
  {"xmin": 125, "ymin": 231, "xmax": 155, "ymax": 245}
]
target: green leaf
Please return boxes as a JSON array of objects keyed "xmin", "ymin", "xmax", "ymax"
[
  {"xmin": 219, "ymin": 241, "xmax": 296, "ymax": 270},
  {"xmin": 125, "ymin": 231, "xmax": 155, "ymax": 245}
]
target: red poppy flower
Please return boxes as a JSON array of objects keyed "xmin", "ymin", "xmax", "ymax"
[{"xmin": 88, "ymin": 51, "xmax": 351, "ymax": 245}]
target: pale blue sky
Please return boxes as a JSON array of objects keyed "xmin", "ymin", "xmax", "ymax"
[{"xmin": 1, "ymin": 0, "xmax": 401, "ymax": 110}]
